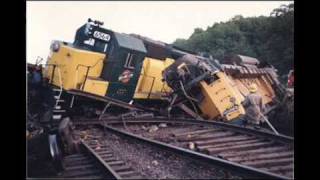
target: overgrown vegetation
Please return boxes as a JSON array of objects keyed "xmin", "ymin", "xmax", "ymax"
[{"xmin": 173, "ymin": 3, "xmax": 293, "ymax": 78}]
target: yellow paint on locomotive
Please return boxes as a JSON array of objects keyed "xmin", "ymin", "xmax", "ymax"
[
  {"xmin": 199, "ymin": 72, "xmax": 246, "ymax": 121},
  {"xmin": 134, "ymin": 57, "xmax": 174, "ymax": 99},
  {"xmin": 83, "ymin": 77, "xmax": 109, "ymax": 96},
  {"xmin": 44, "ymin": 42, "xmax": 108, "ymax": 95},
  {"xmin": 226, "ymin": 75, "xmax": 275, "ymax": 105}
]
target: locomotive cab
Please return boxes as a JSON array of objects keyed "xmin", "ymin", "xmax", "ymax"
[{"xmin": 100, "ymin": 32, "xmax": 147, "ymax": 102}]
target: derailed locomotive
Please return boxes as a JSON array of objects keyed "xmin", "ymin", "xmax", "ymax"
[
  {"xmin": 27, "ymin": 18, "xmax": 291, "ymax": 175},
  {"xmin": 43, "ymin": 18, "xmax": 282, "ymax": 122}
]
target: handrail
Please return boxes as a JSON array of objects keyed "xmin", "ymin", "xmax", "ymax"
[
  {"xmin": 138, "ymin": 72, "xmax": 156, "ymax": 98},
  {"xmin": 56, "ymin": 67, "xmax": 63, "ymax": 100},
  {"xmin": 44, "ymin": 64, "xmax": 57, "ymax": 84},
  {"xmin": 75, "ymin": 65, "xmax": 92, "ymax": 90},
  {"xmin": 73, "ymin": 58, "xmax": 160, "ymax": 99},
  {"xmin": 45, "ymin": 64, "xmax": 63, "ymax": 101},
  {"xmin": 76, "ymin": 58, "xmax": 103, "ymax": 71},
  {"xmin": 74, "ymin": 59, "xmax": 104, "ymax": 90},
  {"xmin": 71, "ymin": 59, "xmax": 104, "ymax": 108},
  {"xmin": 148, "ymin": 76, "xmax": 156, "ymax": 98}
]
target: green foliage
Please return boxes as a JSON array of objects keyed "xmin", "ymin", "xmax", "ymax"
[{"xmin": 173, "ymin": 3, "xmax": 294, "ymax": 76}]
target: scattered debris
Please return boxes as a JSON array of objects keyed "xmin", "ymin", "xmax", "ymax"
[
  {"xmin": 152, "ymin": 160, "xmax": 159, "ymax": 166},
  {"xmin": 95, "ymin": 145, "xmax": 101, "ymax": 150},
  {"xmin": 159, "ymin": 123, "xmax": 167, "ymax": 128},
  {"xmin": 119, "ymin": 111, "xmax": 138, "ymax": 119},
  {"xmin": 188, "ymin": 142, "xmax": 195, "ymax": 150},
  {"xmin": 148, "ymin": 125, "xmax": 159, "ymax": 133}
]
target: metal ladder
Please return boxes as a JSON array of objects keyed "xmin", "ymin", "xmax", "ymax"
[
  {"xmin": 50, "ymin": 66, "xmax": 66, "ymax": 123},
  {"xmin": 52, "ymin": 88, "xmax": 66, "ymax": 123}
]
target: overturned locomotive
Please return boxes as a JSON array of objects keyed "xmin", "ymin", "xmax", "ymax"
[
  {"xmin": 27, "ymin": 18, "xmax": 292, "ymax": 176},
  {"xmin": 42, "ymin": 18, "xmax": 283, "ymax": 122}
]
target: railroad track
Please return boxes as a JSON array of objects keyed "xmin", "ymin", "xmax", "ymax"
[
  {"xmin": 57, "ymin": 138, "xmax": 144, "ymax": 179},
  {"xmin": 59, "ymin": 152, "xmax": 107, "ymax": 179},
  {"xmin": 72, "ymin": 117, "xmax": 294, "ymax": 179},
  {"xmin": 81, "ymin": 126, "xmax": 243, "ymax": 179}
]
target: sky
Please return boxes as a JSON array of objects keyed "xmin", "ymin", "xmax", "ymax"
[{"xmin": 27, "ymin": 1, "xmax": 293, "ymax": 64}]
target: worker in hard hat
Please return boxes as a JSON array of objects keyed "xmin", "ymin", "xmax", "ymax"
[{"xmin": 241, "ymin": 83, "xmax": 267, "ymax": 128}]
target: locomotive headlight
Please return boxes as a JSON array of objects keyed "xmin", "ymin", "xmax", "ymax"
[{"xmin": 50, "ymin": 41, "xmax": 60, "ymax": 52}]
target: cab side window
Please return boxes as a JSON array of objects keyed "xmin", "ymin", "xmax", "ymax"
[{"xmin": 124, "ymin": 53, "xmax": 136, "ymax": 69}]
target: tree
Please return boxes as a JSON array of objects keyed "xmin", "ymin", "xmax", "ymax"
[{"xmin": 173, "ymin": 3, "xmax": 294, "ymax": 77}]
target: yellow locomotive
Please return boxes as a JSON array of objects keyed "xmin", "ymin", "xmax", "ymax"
[
  {"xmin": 44, "ymin": 19, "xmax": 279, "ymax": 122},
  {"xmin": 45, "ymin": 19, "xmax": 174, "ymax": 102}
]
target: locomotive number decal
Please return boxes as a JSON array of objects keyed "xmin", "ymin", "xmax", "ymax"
[
  {"xmin": 116, "ymin": 89, "xmax": 127, "ymax": 95},
  {"xmin": 93, "ymin": 31, "xmax": 111, "ymax": 42},
  {"xmin": 118, "ymin": 70, "xmax": 134, "ymax": 84}
]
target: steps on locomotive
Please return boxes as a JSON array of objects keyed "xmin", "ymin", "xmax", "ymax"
[{"xmin": 52, "ymin": 87, "xmax": 67, "ymax": 123}]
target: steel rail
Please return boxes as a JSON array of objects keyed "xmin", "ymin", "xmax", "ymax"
[
  {"xmin": 73, "ymin": 117, "xmax": 293, "ymax": 144},
  {"xmin": 97, "ymin": 123, "xmax": 291, "ymax": 179},
  {"xmin": 80, "ymin": 140, "xmax": 122, "ymax": 179}
]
